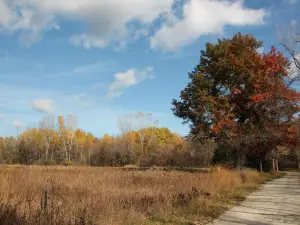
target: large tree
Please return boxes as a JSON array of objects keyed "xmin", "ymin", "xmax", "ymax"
[{"xmin": 172, "ymin": 33, "xmax": 300, "ymax": 170}]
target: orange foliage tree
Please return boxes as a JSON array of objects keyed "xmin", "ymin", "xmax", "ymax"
[{"xmin": 172, "ymin": 33, "xmax": 300, "ymax": 170}]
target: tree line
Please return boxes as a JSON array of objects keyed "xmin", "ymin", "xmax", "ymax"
[
  {"xmin": 0, "ymin": 113, "xmax": 215, "ymax": 167},
  {"xmin": 1, "ymin": 31, "xmax": 300, "ymax": 171}
]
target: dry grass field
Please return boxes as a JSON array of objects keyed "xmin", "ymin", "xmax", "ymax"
[{"xmin": 0, "ymin": 165, "xmax": 281, "ymax": 225}]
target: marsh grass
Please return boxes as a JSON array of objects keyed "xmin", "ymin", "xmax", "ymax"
[{"xmin": 0, "ymin": 165, "xmax": 281, "ymax": 225}]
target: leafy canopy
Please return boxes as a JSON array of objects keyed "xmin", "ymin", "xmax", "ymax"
[{"xmin": 172, "ymin": 33, "xmax": 300, "ymax": 141}]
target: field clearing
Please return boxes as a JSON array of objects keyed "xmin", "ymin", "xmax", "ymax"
[{"xmin": 0, "ymin": 165, "xmax": 282, "ymax": 225}]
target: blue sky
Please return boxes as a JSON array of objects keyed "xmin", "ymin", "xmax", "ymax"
[{"xmin": 0, "ymin": 0, "xmax": 299, "ymax": 137}]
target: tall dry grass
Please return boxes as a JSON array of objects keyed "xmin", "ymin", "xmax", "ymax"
[{"xmin": 0, "ymin": 165, "xmax": 268, "ymax": 225}]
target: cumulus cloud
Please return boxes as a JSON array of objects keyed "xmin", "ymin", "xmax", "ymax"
[
  {"xmin": 31, "ymin": 98, "xmax": 55, "ymax": 113},
  {"xmin": 150, "ymin": 0, "xmax": 266, "ymax": 52},
  {"xmin": 0, "ymin": 0, "xmax": 266, "ymax": 50},
  {"xmin": 108, "ymin": 67, "xmax": 154, "ymax": 98},
  {"xmin": 0, "ymin": 0, "xmax": 174, "ymax": 47}
]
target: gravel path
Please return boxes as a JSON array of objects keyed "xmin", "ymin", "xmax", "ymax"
[{"xmin": 208, "ymin": 172, "xmax": 300, "ymax": 225}]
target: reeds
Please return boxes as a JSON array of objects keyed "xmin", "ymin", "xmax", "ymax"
[{"xmin": 0, "ymin": 165, "xmax": 266, "ymax": 225}]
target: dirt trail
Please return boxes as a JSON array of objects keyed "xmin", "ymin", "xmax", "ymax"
[{"xmin": 208, "ymin": 172, "xmax": 300, "ymax": 225}]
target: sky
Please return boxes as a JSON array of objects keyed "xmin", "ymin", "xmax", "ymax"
[{"xmin": 0, "ymin": 0, "xmax": 299, "ymax": 137}]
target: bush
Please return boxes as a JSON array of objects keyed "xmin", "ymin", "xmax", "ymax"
[{"xmin": 63, "ymin": 160, "xmax": 73, "ymax": 166}]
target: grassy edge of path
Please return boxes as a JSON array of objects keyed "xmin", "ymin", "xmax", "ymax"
[{"xmin": 146, "ymin": 170, "xmax": 285, "ymax": 225}]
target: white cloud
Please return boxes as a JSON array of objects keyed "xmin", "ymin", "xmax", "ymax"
[
  {"xmin": 0, "ymin": 0, "xmax": 174, "ymax": 47},
  {"xmin": 13, "ymin": 121, "xmax": 22, "ymax": 127},
  {"xmin": 108, "ymin": 67, "xmax": 154, "ymax": 98},
  {"xmin": 283, "ymin": 0, "xmax": 298, "ymax": 4},
  {"xmin": 0, "ymin": 2, "xmax": 55, "ymax": 46},
  {"xmin": 0, "ymin": 0, "xmax": 266, "ymax": 50},
  {"xmin": 0, "ymin": 1, "xmax": 13, "ymax": 27},
  {"xmin": 0, "ymin": 114, "xmax": 4, "ymax": 120},
  {"xmin": 31, "ymin": 98, "xmax": 55, "ymax": 113},
  {"xmin": 150, "ymin": 0, "xmax": 266, "ymax": 52},
  {"xmin": 69, "ymin": 34, "xmax": 107, "ymax": 49}
]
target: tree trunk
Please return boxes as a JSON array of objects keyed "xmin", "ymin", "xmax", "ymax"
[
  {"xmin": 272, "ymin": 158, "xmax": 276, "ymax": 171},
  {"xmin": 259, "ymin": 157, "xmax": 263, "ymax": 172},
  {"xmin": 276, "ymin": 159, "xmax": 279, "ymax": 171},
  {"xmin": 45, "ymin": 146, "xmax": 48, "ymax": 162},
  {"xmin": 297, "ymin": 151, "xmax": 300, "ymax": 171},
  {"xmin": 234, "ymin": 152, "xmax": 239, "ymax": 169},
  {"xmin": 88, "ymin": 149, "xmax": 90, "ymax": 165}
]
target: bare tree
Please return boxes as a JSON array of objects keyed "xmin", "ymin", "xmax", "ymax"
[
  {"xmin": 119, "ymin": 112, "xmax": 159, "ymax": 163},
  {"xmin": 135, "ymin": 112, "xmax": 159, "ymax": 154},
  {"xmin": 58, "ymin": 115, "xmax": 77, "ymax": 162},
  {"xmin": 39, "ymin": 115, "xmax": 56, "ymax": 162},
  {"xmin": 278, "ymin": 22, "xmax": 300, "ymax": 85},
  {"xmin": 13, "ymin": 121, "xmax": 22, "ymax": 138},
  {"xmin": 118, "ymin": 114, "xmax": 134, "ymax": 150}
]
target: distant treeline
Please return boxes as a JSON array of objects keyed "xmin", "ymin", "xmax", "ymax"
[{"xmin": 0, "ymin": 113, "xmax": 215, "ymax": 167}]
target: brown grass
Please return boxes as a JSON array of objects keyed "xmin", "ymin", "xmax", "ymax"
[{"xmin": 0, "ymin": 165, "xmax": 280, "ymax": 225}]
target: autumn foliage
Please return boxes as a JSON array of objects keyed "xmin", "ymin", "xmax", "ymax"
[
  {"xmin": 172, "ymin": 33, "xmax": 300, "ymax": 170},
  {"xmin": 0, "ymin": 113, "xmax": 214, "ymax": 167}
]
